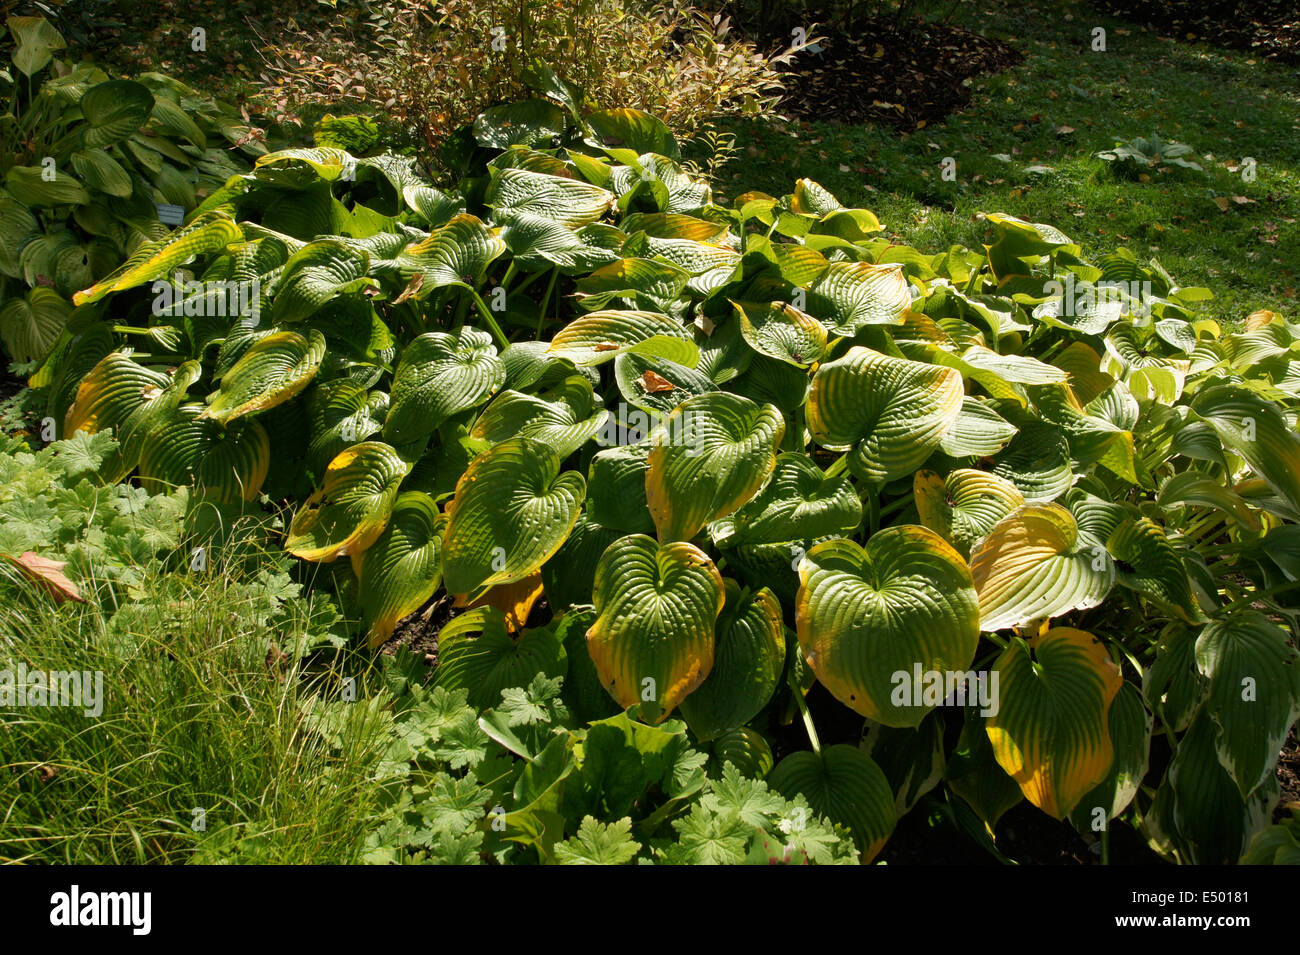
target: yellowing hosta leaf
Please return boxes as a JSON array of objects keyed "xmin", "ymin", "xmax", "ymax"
[
  {"xmin": 286, "ymin": 441, "xmax": 410, "ymax": 561},
  {"xmin": 987, "ymin": 628, "xmax": 1123, "ymax": 819},
  {"xmin": 808, "ymin": 346, "xmax": 963, "ymax": 484},
  {"xmin": 733, "ymin": 299, "xmax": 828, "ymax": 367},
  {"xmin": 546, "ymin": 309, "xmax": 697, "ymax": 367},
  {"xmin": 969, "ymin": 503, "xmax": 1115, "ymax": 631},
  {"xmin": 383, "ymin": 328, "xmax": 505, "ymax": 446},
  {"xmin": 1192, "ymin": 384, "xmax": 1300, "ymax": 518},
  {"xmin": 254, "ymin": 146, "xmax": 354, "ymax": 182},
  {"xmin": 454, "ymin": 573, "xmax": 545, "ymax": 633},
  {"xmin": 913, "ymin": 468, "xmax": 1025, "ymax": 558},
  {"xmin": 585, "ymin": 534, "xmax": 724, "ymax": 724},
  {"xmin": 358, "ymin": 492, "xmax": 446, "ymax": 647},
  {"xmin": 678, "ymin": 581, "xmax": 785, "ymax": 741},
  {"xmin": 807, "ymin": 261, "xmax": 911, "ymax": 334},
  {"xmin": 202, "ymin": 329, "xmax": 326, "ymax": 425},
  {"xmin": 72, "ymin": 211, "xmax": 243, "ymax": 305},
  {"xmin": 64, "ymin": 351, "xmax": 172, "ymax": 438},
  {"xmin": 791, "ymin": 178, "xmax": 842, "ymax": 215},
  {"xmin": 645, "ymin": 392, "xmax": 784, "ymax": 542},
  {"xmin": 795, "ymin": 530, "xmax": 981, "ymax": 728},
  {"xmin": 1195, "ymin": 612, "xmax": 1300, "ymax": 799},
  {"xmin": 441, "ymin": 437, "xmax": 586, "ymax": 601},
  {"xmin": 767, "ymin": 745, "xmax": 896, "ymax": 861},
  {"xmin": 1068, "ymin": 682, "xmax": 1152, "ymax": 829}
]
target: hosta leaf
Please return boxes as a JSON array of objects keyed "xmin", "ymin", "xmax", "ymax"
[
  {"xmin": 991, "ymin": 418, "xmax": 1074, "ymax": 501},
  {"xmin": 270, "ymin": 240, "xmax": 374, "ymax": 323},
  {"xmin": 254, "ymin": 146, "xmax": 354, "ymax": 184},
  {"xmin": 679, "ymin": 582, "xmax": 786, "ymax": 741},
  {"xmin": 383, "ymin": 329, "xmax": 505, "ymax": 446},
  {"xmin": 540, "ymin": 515, "xmax": 622, "ymax": 611},
  {"xmin": 487, "ymin": 167, "xmax": 615, "ymax": 228},
  {"xmin": 64, "ymin": 351, "xmax": 171, "ymax": 439},
  {"xmin": 137, "ymin": 403, "xmax": 270, "ymax": 505},
  {"xmin": 1195, "ymin": 612, "xmax": 1300, "ymax": 799},
  {"xmin": 613, "ymin": 352, "xmax": 717, "ymax": 416},
  {"xmin": 73, "ymin": 211, "xmax": 243, "ymax": 305},
  {"xmin": 474, "ymin": 100, "xmax": 567, "ymax": 149},
  {"xmin": 70, "ymin": 148, "xmax": 133, "ymax": 197},
  {"xmin": 586, "ymin": 108, "xmax": 680, "ymax": 159},
  {"xmin": 4, "ymin": 166, "xmax": 90, "ymax": 207},
  {"xmin": 574, "ymin": 257, "xmax": 689, "ymax": 310},
  {"xmin": 945, "ymin": 710, "xmax": 1024, "ymax": 827},
  {"xmin": 359, "ymin": 492, "xmax": 446, "ymax": 647},
  {"xmin": 645, "ymin": 392, "xmax": 785, "ymax": 542},
  {"xmin": 807, "ymin": 261, "xmax": 911, "ymax": 334},
  {"xmin": 969, "ymin": 503, "xmax": 1115, "ymax": 631},
  {"xmin": 305, "ymin": 381, "xmax": 388, "ymax": 476},
  {"xmin": 585, "ymin": 534, "xmax": 725, "ymax": 724},
  {"xmin": 203, "ymin": 329, "xmax": 326, "ymax": 425},
  {"xmin": 723, "ymin": 453, "xmax": 861, "ymax": 546},
  {"xmin": 546, "ymin": 309, "xmax": 697, "ymax": 367},
  {"xmin": 938, "ymin": 398, "xmax": 1018, "ymax": 457},
  {"xmin": 285, "ymin": 441, "xmax": 410, "ymax": 561},
  {"xmin": 734, "ymin": 300, "xmax": 828, "ymax": 367},
  {"xmin": 913, "ymin": 468, "xmax": 1025, "ymax": 558},
  {"xmin": 795, "ymin": 530, "xmax": 981, "ymax": 727},
  {"xmin": 441, "ymin": 437, "xmax": 586, "ymax": 601},
  {"xmin": 9, "ymin": 15, "xmax": 67, "ymax": 75},
  {"xmin": 767, "ymin": 745, "xmax": 896, "ymax": 861},
  {"xmin": 709, "ymin": 727, "xmax": 774, "ymax": 779},
  {"xmin": 436, "ymin": 607, "xmax": 565, "ymax": 711},
  {"xmin": 987, "ymin": 628, "xmax": 1123, "ymax": 819},
  {"xmin": 1192, "ymin": 384, "xmax": 1300, "ymax": 518},
  {"xmin": 80, "ymin": 80, "xmax": 155, "ymax": 147},
  {"xmin": 396, "ymin": 213, "xmax": 506, "ymax": 291},
  {"xmin": 808, "ymin": 346, "xmax": 963, "ymax": 484},
  {"xmin": 1106, "ymin": 516, "xmax": 1201, "ymax": 621},
  {"xmin": 470, "ymin": 376, "xmax": 607, "ymax": 459},
  {"xmin": 0, "ymin": 287, "xmax": 71, "ymax": 363},
  {"xmin": 1069, "ymin": 683, "xmax": 1152, "ymax": 829},
  {"xmin": 586, "ymin": 443, "xmax": 656, "ymax": 535}
]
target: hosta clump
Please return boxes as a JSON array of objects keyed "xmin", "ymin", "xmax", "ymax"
[{"xmin": 16, "ymin": 88, "xmax": 1300, "ymax": 865}]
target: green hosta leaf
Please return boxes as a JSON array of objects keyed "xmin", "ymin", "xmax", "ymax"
[
  {"xmin": 547, "ymin": 309, "xmax": 697, "ymax": 367},
  {"xmin": 4, "ymin": 165, "xmax": 90, "ymax": 207},
  {"xmin": 435, "ymin": 607, "xmax": 565, "ymax": 711},
  {"xmin": 969, "ymin": 503, "xmax": 1115, "ymax": 631},
  {"xmin": 710, "ymin": 727, "xmax": 775, "ymax": 779},
  {"xmin": 939, "ymin": 398, "xmax": 1019, "ymax": 457},
  {"xmin": 808, "ymin": 346, "xmax": 963, "ymax": 484},
  {"xmin": 723, "ymin": 453, "xmax": 861, "ymax": 546},
  {"xmin": 487, "ymin": 167, "xmax": 615, "ymax": 228},
  {"xmin": 795, "ymin": 529, "xmax": 980, "ymax": 727},
  {"xmin": 1106, "ymin": 516, "xmax": 1202, "ymax": 622},
  {"xmin": 945, "ymin": 710, "xmax": 1023, "ymax": 827},
  {"xmin": 136, "ymin": 403, "xmax": 270, "ymax": 505},
  {"xmin": 586, "ymin": 443, "xmax": 656, "ymax": 535},
  {"xmin": 1069, "ymin": 683, "xmax": 1152, "ymax": 830},
  {"xmin": 574, "ymin": 257, "xmax": 689, "ymax": 310},
  {"xmin": 734, "ymin": 300, "xmax": 828, "ymax": 367},
  {"xmin": 1195, "ymin": 612, "xmax": 1300, "ymax": 799},
  {"xmin": 586, "ymin": 534, "xmax": 725, "ymax": 724},
  {"xmin": 645, "ymin": 392, "xmax": 785, "ymax": 542},
  {"xmin": 987, "ymin": 628, "xmax": 1123, "ymax": 819},
  {"xmin": 862, "ymin": 715, "xmax": 947, "ymax": 815},
  {"xmin": 0, "ymin": 287, "xmax": 71, "ymax": 363},
  {"xmin": 913, "ymin": 468, "xmax": 1025, "ymax": 558},
  {"xmin": 767, "ymin": 745, "xmax": 896, "ymax": 861},
  {"xmin": 203, "ymin": 329, "xmax": 326, "ymax": 425},
  {"xmin": 470, "ymin": 375, "xmax": 607, "ymax": 459},
  {"xmin": 992, "ymin": 418, "xmax": 1075, "ymax": 501},
  {"xmin": 9, "ymin": 15, "xmax": 67, "ymax": 75},
  {"xmin": 586, "ymin": 108, "xmax": 680, "ymax": 159},
  {"xmin": 285, "ymin": 441, "xmax": 410, "ymax": 561},
  {"xmin": 270, "ymin": 239, "xmax": 375, "ymax": 323},
  {"xmin": 613, "ymin": 352, "xmax": 717, "ymax": 416},
  {"xmin": 679, "ymin": 582, "xmax": 786, "ymax": 741},
  {"xmin": 359, "ymin": 491, "xmax": 446, "ymax": 647},
  {"xmin": 540, "ymin": 515, "xmax": 621, "ymax": 612},
  {"xmin": 474, "ymin": 99, "xmax": 567, "ymax": 149},
  {"xmin": 383, "ymin": 329, "xmax": 505, "ymax": 446},
  {"xmin": 441, "ymin": 437, "xmax": 586, "ymax": 600},
  {"xmin": 396, "ymin": 213, "xmax": 506, "ymax": 291},
  {"xmin": 70, "ymin": 148, "xmax": 133, "ymax": 197},
  {"xmin": 1192, "ymin": 384, "xmax": 1300, "ymax": 517},
  {"xmin": 73, "ymin": 211, "xmax": 243, "ymax": 305},
  {"xmin": 81, "ymin": 80, "xmax": 155, "ymax": 147},
  {"xmin": 0, "ymin": 197, "xmax": 40, "ymax": 278},
  {"xmin": 807, "ymin": 261, "xmax": 911, "ymax": 334},
  {"xmin": 305, "ymin": 380, "xmax": 388, "ymax": 476}
]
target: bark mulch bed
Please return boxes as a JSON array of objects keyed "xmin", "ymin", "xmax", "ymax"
[{"xmin": 1092, "ymin": 0, "xmax": 1300, "ymax": 63}]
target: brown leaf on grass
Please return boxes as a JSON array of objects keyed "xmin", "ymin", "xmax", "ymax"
[
  {"xmin": 4, "ymin": 552, "xmax": 86, "ymax": 603},
  {"xmin": 1213, "ymin": 196, "xmax": 1231, "ymax": 212},
  {"xmin": 639, "ymin": 370, "xmax": 675, "ymax": 393}
]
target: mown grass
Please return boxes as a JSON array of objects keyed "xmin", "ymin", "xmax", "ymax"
[
  {"xmin": 718, "ymin": 0, "xmax": 1300, "ymax": 328},
  {"xmin": 0, "ymin": 558, "xmax": 389, "ymax": 864}
]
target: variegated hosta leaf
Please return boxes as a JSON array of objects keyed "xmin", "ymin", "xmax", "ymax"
[
  {"xmin": 913, "ymin": 468, "xmax": 1025, "ymax": 558},
  {"xmin": 645, "ymin": 392, "xmax": 785, "ymax": 542},
  {"xmin": 358, "ymin": 492, "xmax": 447, "ymax": 648},
  {"xmin": 285, "ymin": 441, "xmax": 410, "ymax": 561},
  {"xmin": 1106, "ymin": 516, "xmax": 1202, "ymax": 621},
  {"xmin": 723, "ymin": 453, "xmax": 861, "ymax": 546},
  {"xmin": 269, "ymin": 239, "xmax": 374, "ymax": 323},
  {"xmin": 1192, "ymin": 384, "xmax": 1300, "ymax": 517},
  {"xmin": 1195, "ymin": 612, "xmax": 1300, "ymax": 799},
  {"xmin": 808, "ymin": 346, "xmax": 963, "ymax": 484},
  {"xmin": 202, "ymin": 329, "xmax": 326, "ymax": 426},
  {"xmin": 137, "ymin": 403, "xmax": 270, "ymax": 505},
  {"xmin": 440, "ymin": 437, "xmax": 586, "ymax": 601},
  {"xmin": 938, "ymin": 397, "xmax": 1018, "ymax": 457},
  {"xmin": 807, "ymin": 261, "xmax": 911, "ymax": 334},
  {"xmin": 1068, "ymin": 683, "xmax": 1152, "ymax": 830},
  {"xmin": 613, "ymin": 352, "xmax": 717, "ymax": 416},
  {"xmin": 987, "ymin": 627, "xmax": 1123, "ymax": 819},
  {"xmin": 305, "ymin": 381, "xmax": 388, "ymax": 476},
  {"xmin": 546, "ymin": 309, "xmax": 698, "ymax": 367},
  {"xmin": 72, "ymin": 211, "xmax": 243, "ymax": 305},
  {"xmin": 585, "ymin": 534, "xmax": 724, "ymax": 724},
  {"xmin": 470, "ymin": 375, "xmax": 608, "ymax": 459},
  {"xmin": 767, "ymin": 745, "xmax": 897, "ymax": 861},
  {"xmin": 396, "ymin": 213, "xmax": 506, "ymax": 291},
  {"xmin": 383, "ymin": 328, "xmax": 505, "ymax": 446},
  {"xmin": 795, "ymin": 530, "xmax": 981, "ymax": 727},
  {"xmin": 733, "ymin": 300, "xmax": 828, "ymax": 367},
  {"xmin": 969, "ymin": 503, "xmax": 1115, "ymax": 631},
  {"xmin": 486, "ymin": 167, "xmax": 615, "ymax": 228},
  {"xmin": 679, "ymin": 582, "xmax": 785, "ymax": 741}
]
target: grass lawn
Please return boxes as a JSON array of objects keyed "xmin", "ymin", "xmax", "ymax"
[{"xmin": 717, "ymin": 0, "xmax": 1300, "ymax": 329}]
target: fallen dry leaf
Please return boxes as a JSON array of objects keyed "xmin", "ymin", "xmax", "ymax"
[
  {"xmin": 4, "ymin": 552, "xmax": 86, "ymax": 603},
  {"xmin": 593, "ymin": 341, "xmax": 621, "ymax": 352},
  {"xmin": 392, "ymin": 271, "xmax": 425, "ymax": 305},
  {"xmin": 639, "ymin": 370, "xmax": 676, "ymax": 393},
  {"xmin": 1213, "ymin": 196, "xmax": 1231, "ymax": 212}
]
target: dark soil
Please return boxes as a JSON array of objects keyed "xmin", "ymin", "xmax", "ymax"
[
  {"xmin": 1091, "ymin": 0, "xmax": 1300, "ymax": 63},
  {"xmin": 744, "ymin": 10, "xmax": 1023, "ymax": 130},
  {"xmin": 1276, "ymin": 727, "xmax": 1300, "ymax": 821},
  {"xmin": 379, "ymin": 594, "xmax": 454, "ymax": 666}
]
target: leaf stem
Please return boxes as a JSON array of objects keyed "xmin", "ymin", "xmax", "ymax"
[
  {"xmin": 790, "ymin": 680, "xmax": 821, "ymax": 756},
  {"xmin": 468, "ymin": 286, "xmax": 511, "ymax": 350}
]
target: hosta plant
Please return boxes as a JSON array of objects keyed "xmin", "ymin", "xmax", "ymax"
[{"xmin": 8, "ymin": 90, "xmax": 1300, "ymax": 865}]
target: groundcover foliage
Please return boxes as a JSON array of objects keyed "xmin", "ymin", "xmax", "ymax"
[{"xmin": 3, "ymin": 27, "xmax": 1300, "ymax": 863}]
